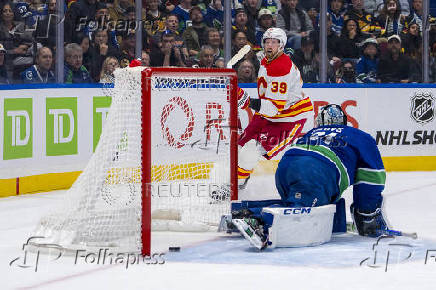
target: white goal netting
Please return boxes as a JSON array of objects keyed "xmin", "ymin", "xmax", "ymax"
[{"xmin": 32, "ymin": 67, "xmax": 237, "ymax": 253}]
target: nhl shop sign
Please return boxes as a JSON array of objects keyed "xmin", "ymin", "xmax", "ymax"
[{"xmin": 410, "ymin": 92, "xmax": 435, "ymax": 124}]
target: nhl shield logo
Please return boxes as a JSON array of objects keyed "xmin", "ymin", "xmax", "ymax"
[{"xmin": 410, "ymin": 92, "xmax": 435, "ymax": 124}]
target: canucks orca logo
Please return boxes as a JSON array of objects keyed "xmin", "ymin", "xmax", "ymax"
[
  {"xmin": 411, "ymin": 92, "xmax": 435, "ymax": 124},
  {"xmin": 25, "ymin": 70, "xmax": 33, "ymax": 80}
]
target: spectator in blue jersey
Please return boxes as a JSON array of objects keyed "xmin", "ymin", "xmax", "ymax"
[
  {"xmin": 376, "ymin": 0, "xmax": 405, "ymax": 38},
  {"xmin": 14, "ymin": 0, "xmax": 38, "ymax": 28},
  {"xmin": 172, "ymin": 0, "xmax": 193, "ymax": 32},
  {"xmin": 64, "ymin": 43, "xmax": 93, "ymax": 83},
  {"xmin": 405, "ymin": 0, "xmax": 425, "ymax": 32},
  {"xmin": 231, "ymin": 104, "xmax": 389, "ymax": 250},
  {"xmin": 260, "ymin": 0, "xmax": 278, "ymax": 15},
  {"xmin": 329, "ymin": 0, "xmax": 345, "ymax": 36},
  {"xmin": 356, "ymin": 38, "xmax": 378, "ymax": 83},
  {"xmin": 21, "ymin": 47, "xmax": 55, "ymax": 84},
  {"xmin": 204, "ymin": 0, "xmax": 223, "ymax": 30}
]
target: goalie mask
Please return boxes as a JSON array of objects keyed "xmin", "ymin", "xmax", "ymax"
[
  {"xmin": 315, "ymin": 104, "xmax": 347, "ymax": 127},
  {"xmin": 262, "ymin": 28, "xmax": 287, "ymax": 50}
]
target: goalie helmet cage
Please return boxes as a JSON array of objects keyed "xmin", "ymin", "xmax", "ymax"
[{"xmin": 32, "ymin": 67, "xmax": 238, "ymax": 256}]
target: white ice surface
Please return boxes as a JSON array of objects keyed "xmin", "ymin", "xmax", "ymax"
[{"xmin": 1, "ymin": 171, "xmax": 436, "ymax": 290}]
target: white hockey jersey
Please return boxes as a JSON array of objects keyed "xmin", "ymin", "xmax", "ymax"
[{"xmin": 256, "ymin": 53, "xmax": 313, "ymax": 123}]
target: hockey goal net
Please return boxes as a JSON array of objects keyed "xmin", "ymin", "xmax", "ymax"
[{"xmin": 32, "ymin": 67, "xmax": 238, "ymax": 255}]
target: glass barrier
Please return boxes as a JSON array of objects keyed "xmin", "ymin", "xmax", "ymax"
[{"xmin": 0, "ymin": 0, "xmax": 434, "ymax": 85}]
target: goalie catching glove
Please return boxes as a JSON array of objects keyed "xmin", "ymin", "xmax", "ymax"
[{"xmin": 350, "ymin": 204, "xmax": 389, "ymax": 237}]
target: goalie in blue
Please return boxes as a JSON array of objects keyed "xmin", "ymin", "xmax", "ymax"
[{"xmin": 231, "ymin": 104, "xmax": 389, "ymax": 249}]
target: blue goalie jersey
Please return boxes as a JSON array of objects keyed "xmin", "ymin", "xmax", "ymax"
[{"xmin": 279, "ymin": 125, "xmax": 386, "ymax": 211}]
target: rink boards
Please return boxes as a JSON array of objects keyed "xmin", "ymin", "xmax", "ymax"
[{"xmin": 0, "ymin": 83, "xmax": 435, "ymax": 196}]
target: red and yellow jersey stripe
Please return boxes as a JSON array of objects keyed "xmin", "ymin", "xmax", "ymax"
[{"xmin": 256, "ymin": 97, "xmax": 313, "ymax": 120}]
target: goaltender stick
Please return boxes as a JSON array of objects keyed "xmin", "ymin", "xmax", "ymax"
[
  {"xmin": 214, "ymin": 27, "xmax": 314, "ymax": 198},
  {"xmin": 231, "ymin": 105, "xmax": 390, "ymax": 250}
]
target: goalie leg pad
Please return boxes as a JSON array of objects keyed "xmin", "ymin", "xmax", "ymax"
[{"xmin": 263, "ymin": 204, "xmax": 336, "ymax": 248}]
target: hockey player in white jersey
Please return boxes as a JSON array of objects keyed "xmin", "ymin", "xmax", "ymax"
[{"xmin": 212, "ymin": 28, "xmax": 314, "ymax": 200}]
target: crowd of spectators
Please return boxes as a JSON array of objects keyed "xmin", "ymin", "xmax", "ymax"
[{"xmin": 0, "ymin": 0, "xmax": 436, "ymax": 84}]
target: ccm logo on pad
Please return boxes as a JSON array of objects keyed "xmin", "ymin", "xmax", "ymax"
[{"xmin": 283, "ymin": 208, "xmax": 312, "ymax": 215}]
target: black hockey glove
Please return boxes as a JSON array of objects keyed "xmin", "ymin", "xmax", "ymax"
[
  {"xmin": 248, "ymin": 98, "xmax": 261, "ymax": 112},
  {"xmin": 350, "ymin": 203, "xmax": 389, "ymax": 237}
]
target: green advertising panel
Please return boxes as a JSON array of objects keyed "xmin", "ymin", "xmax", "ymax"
[
  {"xmin": 46, "ymin": 97, "xmax": 78, "ymax": 156},
  {"xmin": 93, "ymin": 96, "xmax": 112, "ymax": 152},
  {"xmin": 3, "ymin": 98, "xmax": 33, "ymax": 160}
]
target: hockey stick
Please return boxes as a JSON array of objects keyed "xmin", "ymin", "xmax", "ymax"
[
  {"xmin": 347, "ymin": 222, "xmax": 418, "ymax": 239},
  {"xmin": 379, "ymin": 229, "xmax": 418, "ymax": 239},
  {"xmin": 226, "ymin": 44, "xmax": 251, "ymax": 68}
]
